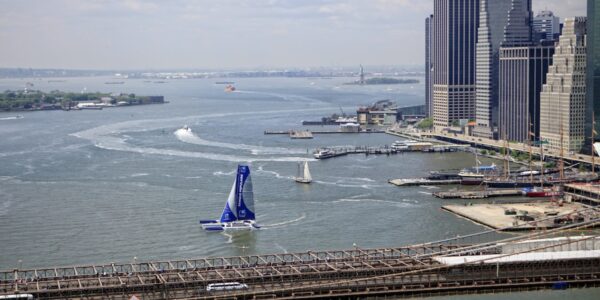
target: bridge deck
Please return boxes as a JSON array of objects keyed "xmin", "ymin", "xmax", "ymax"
[{"xmin": 0, "ymin": 245, "xmax": 461, "ymax": 298}]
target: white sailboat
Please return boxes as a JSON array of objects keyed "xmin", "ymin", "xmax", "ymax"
[
  {"xmin": 200, "ymin": 165, "xmax": 260, "ymax": 231},
  {"xmin": 294, "ymin": 161, "xmax": 312, "ymax": 184}
]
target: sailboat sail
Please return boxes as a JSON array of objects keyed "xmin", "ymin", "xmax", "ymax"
[
  {"xmin": 219, "ymin": 181, "xmax": 238, "ymax": 222},
  {"xmin": 303, "ymin": 162, "xmax": 312, "ymax": 182},
  {"xmin": 235, "ymin": 165, "xmax": 255, "ymax": 221}
]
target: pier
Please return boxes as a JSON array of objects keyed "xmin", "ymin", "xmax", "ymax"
[
  {"xmin": 264, "ymin": 129, "xmax": 385, "ymax": 135},
  {"xmin": 3, "ymin": 214, "xmax": 600, "ymax": 299},
  {"xmin": 389, "ymin": 178, "xmax": 461, "ymax": 187},
  {"xmin": 442, "ymin": 202, "xmax": 600, "ymax": 231},
  {"xmin": 314, "ymin": 144, "xmax": 467, "ymax": 160},
  {"xmin": 433, "ymin": 189, "xmax": 523, "ymax": 199}
]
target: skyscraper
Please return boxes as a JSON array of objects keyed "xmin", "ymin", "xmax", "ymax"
[
  {"xmin": 498, "ymin": 44, "xmax": 554, "ymax": 141},
  {"xmin": 532, "ymin": 10, "xmax": 561, "ymax": 42},
  {"xmin": 539, "ymin": 17, "xmax": 587, "ymax": 153},
  {"xmin": 473, "ymin": 0, "xmax": 512, "ymax": 139},
  {"xmin": 431, "ymin": 0, "xmax": 480, "ymax": 129},
  {"xmin": 502, "ymin": 0, "xmax": 532, "ymax": 46},
  {"xmin": 588, "ymin": 0, "xmax": 600, "ymax": 146},
  {"xmin": 425, "ymin": 15, "xmax": 433, "ymax": 117},
  {"xmin": 497, "ymin": 0, "xmax": 555, "ymax": 142}
]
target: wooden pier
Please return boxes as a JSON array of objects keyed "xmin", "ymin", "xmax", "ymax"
[{"xmin": 433, "ymin": 189, "xmax": 524, "ymax": 199}]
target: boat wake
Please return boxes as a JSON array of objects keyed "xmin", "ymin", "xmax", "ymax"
[
  {"xmin": 0, "ymin": 116, "xmax": 23, "ymax": 121},
  {"xmin": 174, "ymin": 128, "xmax": 305, "ymax": 155},
  {"xmin": 273, "ymin": 243, "xmax": 289, "ymax": 253},
  {"xmin": 332, "ymin": 198, "xmax": 415, "ymax": 208},
  {"xmin": 261, "ymin": 213, "xmax": 307, "ymax": 229},
  {"xmin": 314, "ymin": 180, "xmax": 384, "ymax": 190},
  {"xmin": 213, "ymin": 170, "xmax": 237, "ymax": 176},
  {"xmin": 71, "ymin": 108, "xmax": 330, "ymax": 163},
  {"xmin": 256, "ymin": 165, "xmax": 294, "ymax": 180}
]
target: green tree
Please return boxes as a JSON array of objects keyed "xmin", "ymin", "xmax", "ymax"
[{"xmin": 417, "ymin": 117, "xmax": 433, "ymax": 129}]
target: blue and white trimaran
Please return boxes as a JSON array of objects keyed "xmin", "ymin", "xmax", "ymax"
[{"xmin": 200, "ymin": 165, "xmax": 260, "ymax": 231}]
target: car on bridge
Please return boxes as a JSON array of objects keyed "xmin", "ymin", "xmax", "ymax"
[{"xmin": 206, "ymin": 282, "xmax": 248, "ymax": 292}]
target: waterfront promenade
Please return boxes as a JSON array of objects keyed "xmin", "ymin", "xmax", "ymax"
[{"xmin": 387, "ymin": 128, "xmax": 597, "ymax": 167}]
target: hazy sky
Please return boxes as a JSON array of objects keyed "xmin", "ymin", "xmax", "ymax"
[{"xmin": 0, "ymin": 0, "xmax": 587, "ymax": 70}]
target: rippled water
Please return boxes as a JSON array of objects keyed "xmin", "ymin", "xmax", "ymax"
[{"xmin": 0, "ymin": 77, "xmax": 597, "ymax": 299}]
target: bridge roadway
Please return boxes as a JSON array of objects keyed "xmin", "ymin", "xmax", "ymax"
[
  {"xmin": 2, "ymin": 241, "xmax": 600, "ymax": 299},
  {"xmin": 0, "ymin": 244, "xmax": 466, "ymax": 299}
]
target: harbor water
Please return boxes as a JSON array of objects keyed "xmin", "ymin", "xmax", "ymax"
[{"xmin": 0, "ymin": 77, "xmax": 598, "ymax": 299}]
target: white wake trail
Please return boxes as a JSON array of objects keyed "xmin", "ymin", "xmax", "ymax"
[{"xmin": 174, "ymin": 128, "xmax": 305, "ymax": 155}]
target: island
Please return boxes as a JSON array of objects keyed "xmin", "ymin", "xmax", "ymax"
[
  {"xmin": 0, "ymin": 90, "xmax": 165, "ymax": 111},
  {"xmin": 344, "ymin": 77, "xmax": 420, "ymax": 85}
]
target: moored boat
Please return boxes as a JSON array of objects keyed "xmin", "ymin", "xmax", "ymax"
[
  {"xmin": 524, "ymin": 187, "xmax": 562, "ymax": 198},
  {"xmin": 313, "ymin": 149, "xmax": 347, "ymax": 159}
]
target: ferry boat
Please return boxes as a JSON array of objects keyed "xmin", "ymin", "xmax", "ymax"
[
  {"xmin": 313, "ymin": 149, "xmax": 347, "ymax": 159},
  {"xmin": 391, "ymin": 141, "xmax": 408, "ymax": 151},
  {"xmin": 294, "ymin": 161, "xmax": 312, "ymax": 184},
  {"xmin": 200, "ymin": 165, "xmax": 260, "ymax": 231}
]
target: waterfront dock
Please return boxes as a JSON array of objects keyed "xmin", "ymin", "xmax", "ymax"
[
  {"xmin": 389, "ymin": 178, "xmax": 461, "ymax": 186},
  {"xmin": 289, "ymin": 130, "xmax": 313, "ymax": 139},
  {"xmin": 314, "ymin": 144, "xmax": 467, "ymax": 160},
  {"xmin": 264, "ymin": 129, "xmax": 385, "ymax": 135},
  {"xmin": 433, "ymin": 188, "xmax": 523, "ymax": 199},
  {"xmin": 442, "ymin": 202, "xmax": 598, "ymax": 231}
]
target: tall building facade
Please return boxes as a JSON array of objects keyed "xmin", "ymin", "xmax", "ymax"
[
  {"xmin": 502, "ymin": 0, "xmax": 532, "ymax": 46},
  {"xmin": 431, "ymin": 0, "xmax": 480, "ymax": 129},
  {"xmin": 498, "ymin": 45, "xmax": 554, "ymax": 141},
  {"xmin": 588, "ymin": 0, "xmax": 600, "ymax": 146},
  {"xmin": 532, "ymin": 10, "xmax": 561, "ymax": 42},
  {"xmin": 539, "ymin": 17, "xmax": 587, "ymax": 153},
  {"xmin": 473, "ymin": 0, "xmax": 512, "ymax": 139},
  {"xmin": 497, "ymin": 0, "xmax": 557, "ymax": 142},
  {"xmin": 425, "ymin": 15, "xmax": 433, "ymax": 117}
]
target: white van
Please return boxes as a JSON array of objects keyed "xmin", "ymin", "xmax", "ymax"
[
  {"xmin": 0, "ymin": 295, "xmax": 34, "ymax": 300},
  {"xmin": 206, "ymin": 282, "xmax": 248, "ymax": 291}
]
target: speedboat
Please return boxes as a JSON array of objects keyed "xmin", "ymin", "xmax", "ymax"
[{"xmin": 200, "ymin": 165, "xmax": 260, "ymax": 231}]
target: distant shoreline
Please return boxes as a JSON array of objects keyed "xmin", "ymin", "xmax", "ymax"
[
  {"xmin": 0, "ymin": 90, "xmax": 166, "ymax": 112},
  {"xmin": 344, "ymin": 77, "xmax": 420, "ymax": 85}
]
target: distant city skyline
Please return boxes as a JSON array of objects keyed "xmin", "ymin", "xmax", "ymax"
[{"xmin": 0, "ymin": 0, "xmax": 587, "ymax": 70}]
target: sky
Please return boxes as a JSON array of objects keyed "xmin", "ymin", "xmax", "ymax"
[{"xmin": 0, "ymin": 0, "xmax": 587, "ymax": 70}]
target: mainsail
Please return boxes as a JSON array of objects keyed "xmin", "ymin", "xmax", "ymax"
[
  {"xmin": 235, "ymin": 165, "xmax": 255, "ymax": 221},
  {"xmin": 303, "ymin": 161, "xmax": 312, "ymax": 182},
  {"xmin": 219, "ymin": 165, "xmax": 255, "ymax": 222}
]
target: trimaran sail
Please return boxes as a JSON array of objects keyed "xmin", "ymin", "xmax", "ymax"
[{"xmin": 201, "ymin": 165, "xmax": 259, "ymax": 231}]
